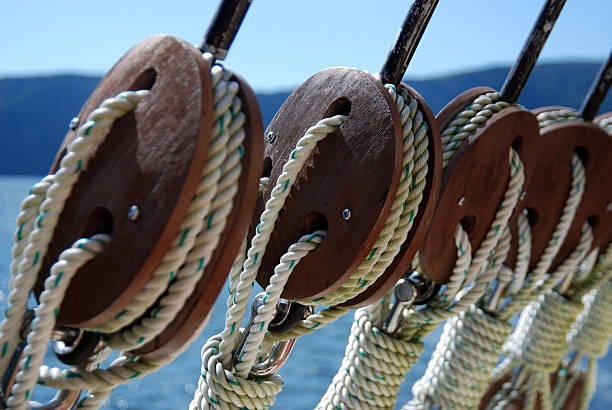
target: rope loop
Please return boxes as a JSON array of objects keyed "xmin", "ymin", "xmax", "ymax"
[{"xmin": 190, "ymin": 335, "xmax": 283, "ymax": 410}]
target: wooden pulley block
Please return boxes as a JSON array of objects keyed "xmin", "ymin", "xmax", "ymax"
[
  {"xmin": 35, "ymin": 34, "xmax": 214, "ymax": 327},
  {"xmin": 135, "ymin": 71, "xmax": 263, "ymax": 360},
  {"xmin": 419, "ymin": 87, "xmax": 540, "ymax": 284},
  {"xmin": 507, "ymin": 107, "xmax": 612, "ymax": 271},
  {"xmin": 339, "ymin": 84, "xmax": 442, "ymax": 308},
  {"xmin": 254, "ymin": 67, "xmax": 404, "ymax": 302}
]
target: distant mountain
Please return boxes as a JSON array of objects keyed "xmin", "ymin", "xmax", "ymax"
[{"xmin": 1, "ymin": 62, "xmax": 610, "ymax": 175}]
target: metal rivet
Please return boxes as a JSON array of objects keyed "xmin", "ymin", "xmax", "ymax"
[
  {"xmin": 342, "ymin": 209, "xmax": 352, "ymax": 221},
  {"xmin": 69, "ymin": 117, "xmax": 80, "ymax": 130},
  {"xmin": 520, "ymin": 191, "xmax": 527, "ymax": 200},
  {"xmin": 607, "ymin": 202, "xmax": 612, "ymax": 212},
  {"xmin": 266, "ymin": 132, "xmax": 276, "ymax": 143},
  {"xmin": 128, "ymin": 205, "xmax": 140, "ymax": 221},
  {"xmin": 458, "ymin": 197, "xmax": 466, "ymax": 206}
]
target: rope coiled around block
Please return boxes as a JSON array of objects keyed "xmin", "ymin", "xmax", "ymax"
[{"xmin": 1, "ymin": 51, "xmax": 251, "ymax": 409}]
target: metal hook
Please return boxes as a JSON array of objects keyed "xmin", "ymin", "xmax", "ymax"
[
  {"xmin": 1, "ymin": 310, "xmax": 108, "ymax": 409},
  {"xmin": 233, "ymin": 293, "xmax": 312, "ymax": 378},
  {"xmin": 382, "ymin": 269, "xmax": 439, "ymax": 336},
  {"xmin": 383, "ymin": 274, "xmax": 417, "ymax": 336}
]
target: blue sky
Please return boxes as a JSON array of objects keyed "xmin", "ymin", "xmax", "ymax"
[{"xmin": 1, "ymin": 0, "xmax": 610, "ymax": 91}]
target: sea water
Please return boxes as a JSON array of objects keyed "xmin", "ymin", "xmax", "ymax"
[{"xmin": 0, "ymin": 175, "xmax": 610, "ymax": 409}]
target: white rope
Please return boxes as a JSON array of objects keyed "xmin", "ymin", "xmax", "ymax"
[
  {"xmin": 440, "ymin": 91, "xmax": 510, "ymax": 168},
  {"xmin": 597, "ymin": 114, "xmax": 612, "ymax": 133},
  {"xmin": 392, "ymin": 100, "xmax": 592, "ymax": 410},
  {"xmin": 7, "ymin": 235, "xmax": 109, "ymax": 409},
  {"xmin": 549, "ymin": 247, "xmax": 612, "ymax": 410},
  {"xmin": 484, "ymin": 225, "xmax": 598, "ymax": 409},
  {"xmin": 568, "ymin": 275, "xmax": 612, "ymax": 358},
  {"xmin": 316, "ymin": 307, "xmax": 424, "ymax": 410},
  {"xmin": 536, "ymin": 108, "xmax": 582, "ymax": 128}
]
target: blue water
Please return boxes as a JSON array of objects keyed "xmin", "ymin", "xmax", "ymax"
[{"xmin": 0, "ymin": 175, "xmax": 610, "ymax": 409}]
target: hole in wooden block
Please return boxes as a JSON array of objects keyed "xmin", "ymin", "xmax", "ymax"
[
  {"xmin": 525, "ymin": 207, "xmax": 539, "ymax": 227},
  {"xmin": 511, "ymin": 135, "xmax": 523, "ymax": 153},
  {"xmin": 574, "ymin": 146, "xmax": 589, "ymax": 165},
  {"xmin": 303, "ymin": 211, "xmax": 328, "ymax": 236},
  {"xmin": 82, "ymin": 207, "xmax": 113, "ymax": 238},
  {"xmin": 460, "ymin": 214, "xmax": 476, "ymax": 235},
  {"xmin": 587, "ymin": 214, "xmax": 599, "ymax": 229},
  {"xmin": 129, "ymin": 68, "xmax": 157, "ymax": 91},
  {"xmin": 262, "ymin": 157, "xmax": 272, "ymax": 178},
  {"xmin": 323, "ymin": 97, "xmax": 352, "ymax": 119}
]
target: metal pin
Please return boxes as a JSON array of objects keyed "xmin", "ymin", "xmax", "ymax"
[
  {"xmin": 266, "ymin": 132, "xmax": 276, "ymax": 143},
  {"xmin": 342, "ymin": 209, "xmax": 352, "ymax": 221},
  {"xmin": 128, "ymin": 205, "xmax": 140, "ymax": 221},
  {"xmin": 69, "ymin": 117, "xmax": 80, "ymax": 130},
  {"xmin": 607, "ymin": 202, "xmax": 612, "ymax": 212},
  {"xmin": 383, "ymin": 276, "xmax": 417, "ymax": 336},
  {"xmin": 458, "ymin": 197, "xmax": 466, "ymax": 206}
]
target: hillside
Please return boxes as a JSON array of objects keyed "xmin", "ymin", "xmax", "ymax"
[{"xmin": 1, "ymin": 62, "xmax": 610, "ymax": 175}]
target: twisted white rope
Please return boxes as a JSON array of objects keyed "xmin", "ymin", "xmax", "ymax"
[
  {"xmin": 597, "ymin": 114, "xmax": 612, "ymax": 133},
  {"xmin": 191, "ymin": 232, "xmax": 325, "ymax": 410},
  {"xmin": 440, "ymin": 91, "xmax": 510, "ymax": 168},
  {"xmin": 233, "ymin": 231, "xmax": 326, "ymax": 378},
  {"xmin": 316, "ymin": 307, "xmax": 424, "ymax": 410},
  {"xmin": 569, "ymin": 276, "xmax": 612, "ymax": 358},
  {"xmin": 393, "ymin": 100, "xmax": 593, "ymax": 410},
  {"xmin": 536, "ymin": 108, "xmax": 582, "ymax": 128},
  {"xmin": 7, "ymin": 235, "xmax": 109, "ymax": 409},
  {"xmin": 404, "ymin": 228, "xmax": 512, "ymax": 410},
  {"xmin": 409, "ymin": 307, "xmax": 514, "ymax": 410},
  {"xmin": 485, "ymin": 225, "xmax": 597, "ymax": 409},
  {"xmin": 550, "ymin": 247, "xmax": 612, "ymax": 410},
  {"xmin": 191, "ymin": 79, "xmax": 433, "ymax": 409}
]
